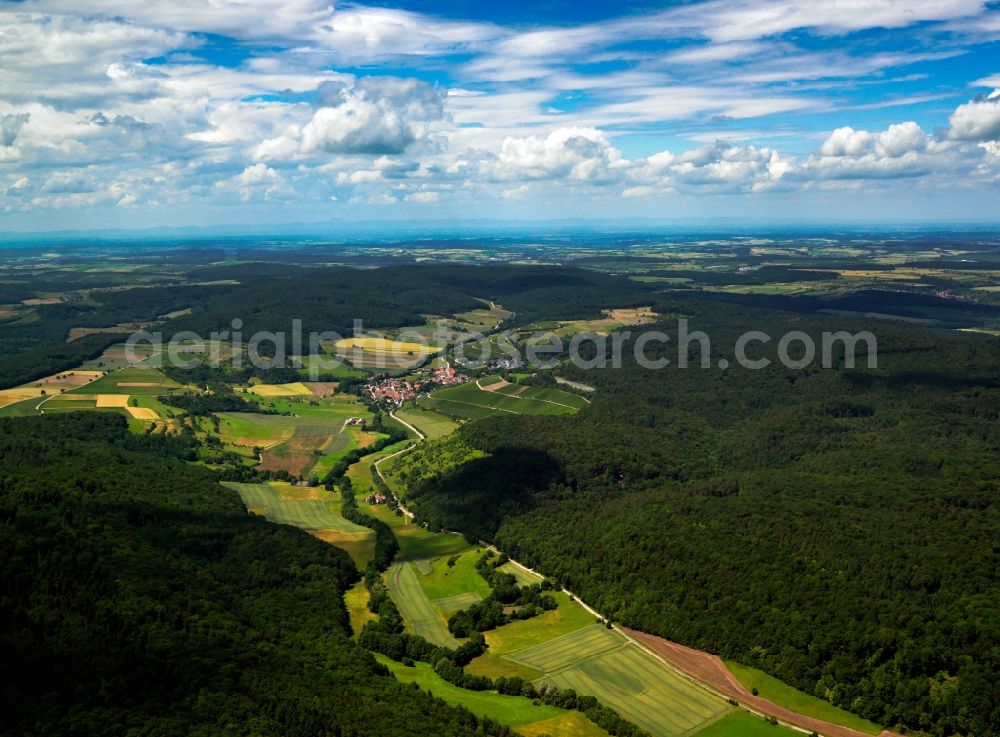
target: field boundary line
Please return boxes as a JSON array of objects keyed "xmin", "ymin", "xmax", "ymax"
[
  {"xmin": 474, "ymin": 379, "xmax": 581, "ymax": 411},
  {"xmin": 427, "ymin": 394, "xmax": 522, "ymax": 414}
]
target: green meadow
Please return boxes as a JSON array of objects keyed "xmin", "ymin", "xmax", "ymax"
[
  {"xmin": 394, "ymin": 404, "xmax": 460, "ymax": 439},
  {"xmin": 725, "ymin": 661, "xmax": 883, "ymax": 735},
  {"xmin": 689, "ymin": 710, "xmax": 800, "ymax": 737},
  {"xmin": 375, "ymin": 656, "xmax": 610, "ymax": 736}
]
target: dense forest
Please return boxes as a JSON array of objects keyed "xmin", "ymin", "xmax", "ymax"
[
  {"xmin": 0, "ymin": 414, "xmax": 511, "ymax": 737},
  {"xmin": 399, "ymin": 300, "xmax": 1000, "ymax": 737}
]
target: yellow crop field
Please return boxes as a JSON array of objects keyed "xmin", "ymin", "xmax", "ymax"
[
  {"xmin": 96, "ymin": 394, "xmax": 130, "ymax": 408},
  {"xmin": 334, "ymin": 337, "xmax": 432, "ymax": 355},
  {"xmin": 249, "ymin": 382, "xmax": 314, "ymax": 397}
]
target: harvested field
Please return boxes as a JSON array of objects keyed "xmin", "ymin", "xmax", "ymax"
[
  {"xmin": 331, "ymin": 336, "xmax": 437, "ymax": 369},
  {"xmin": 0, "ymin": 388, "xmax": 44, "ymax": 408},
  {"xmin": 248, "ymin": 382, "xmax": 314, "ymax": 397},
  {"xmin": 480, "ymin": 379, "xmax": 510, "ymax": 392},
  {"xmin": 126, "ymin": 407, "xmax": 158, "ymax": 420},
  {"xmin": 623, "ymin": 629, "xmax": 894, "ymax": 737},
  {"xmin": 96, "ymin": 394, "xmax": 130, "ymax": 408},
  {"xmin": 302, "ymin": 381, "xmax": 338, "ymax": 396}
]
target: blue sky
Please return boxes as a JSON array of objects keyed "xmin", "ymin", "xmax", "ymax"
[{"xmin": 1, "ymin": 0, "xmax": 999, "ymax": 231}]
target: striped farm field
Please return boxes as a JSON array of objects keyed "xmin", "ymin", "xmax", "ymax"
[
  {"xmin": 506, "ymin": 624, "xmax": 624, "ymax": 672},
  {"xmin": 418, "ymin": 395, "xmax": 504, "ymax": 420},
  {"xmin": 433, "ymin": 591, "xmax": 483, "ymax": 614},
  {"xmin": 386, "ymin": 560, "xmax": 459, "ymax": 648},
  {"xmin": 424, "ymin": 380, "xmax": 583, "ymax": 418},
  {"xmin": 541, "ymin": 643, "xmax": 730, "ymax": 737},
  {"xmin": 224, "ymin": 482, "xmax": 368, "ymax": 532}
]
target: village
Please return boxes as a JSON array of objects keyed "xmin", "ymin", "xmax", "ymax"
[{"xmin": 365, "ymin": 362, "xmax": 467, "ymax": 409}]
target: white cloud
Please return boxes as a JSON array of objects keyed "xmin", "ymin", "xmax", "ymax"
[
  {"xmin": 820, "ymin": 127, "xmax": 874, "ymax": 157},
  {"xmin": 877, "ymin": 122, "xmax": 927, "ymax": 157},
  {"xmin": 948, "ymin": 90, "xmax": 1000, "ymax": 141},
  {"xmin": 661, "ymin": 0, "xmax": 986, "ymax": 42},
  {"xmin": 492, "ymin": 127, "xmax": 627, "ymax": 182},
  {"xmin": 230, "ymin": 163, "xmax": 287, "ymax": 200},
  {"xmin": 670, "ymin": 141, "xmax": 786, "ymax": 189},
  {"xmin": 301, "ymin": 78, "xmax": 445, "ymax": 155}
]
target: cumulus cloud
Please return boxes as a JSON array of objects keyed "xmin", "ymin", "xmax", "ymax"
[
  {"xmin": 0, "ymin": 113, "xmax": 30, "ymax": 147},
  {"xmin": 670, "ymin": 141, "xmax": 788, "ymax": 190},
  {"xmin": 948, "ymin": 90, "xmax": 1000, "ymax": 141},
  {"xmin": 228, "ymin": 163, "xmax": 288, "ymax": 201},
  {"xmin": 301, "ymin": 78, "xmax": 445, "ymax": 156},
  {"xmin": 492, "ymin": 127, "xmax": 627, "ymax": 182},
  {"xmin": 820, "ymin": 127, "xmax": 874, "ymax": 157},
  {"xmin": 796, "ymin": 122, "xmax": 948, "ymax": 182},
  {"xmin": 877, "ymin": 122, "xmax": 928, "ymax": 157}
]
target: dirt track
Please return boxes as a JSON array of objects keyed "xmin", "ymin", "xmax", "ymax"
[{"xmin": 623, "ymin": 628, "xmax": 903, "ymax": 737}]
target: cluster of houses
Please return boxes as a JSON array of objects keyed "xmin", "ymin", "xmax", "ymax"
[
  {"xmin": 366, "ymin": 363, "xmax": 469, "ymax": 409},
  {"xmin": 368, "ymin": 377, "xmax": 422, "ymax": 405}
]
